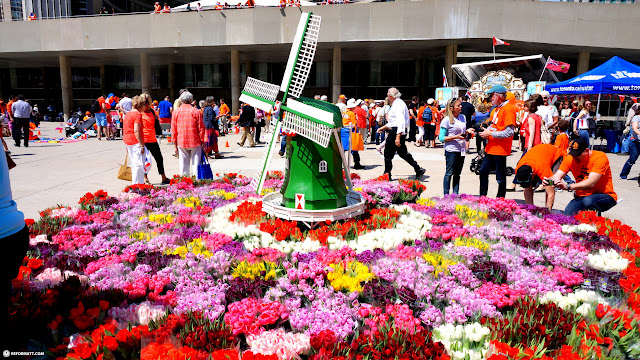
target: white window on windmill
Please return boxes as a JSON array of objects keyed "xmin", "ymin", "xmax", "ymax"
[{"xmin": 318, "ymin": 160, "xmax": 327, "ymax": 173}]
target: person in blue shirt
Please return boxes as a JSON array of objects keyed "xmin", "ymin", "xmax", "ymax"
[
  {"xmin": 0, "ymin": 141, "xmax": 28, "ymax": 342},
  {"xmin": 158, "ymin": 96, "xmax": 173, "ymax": 125},
  {"xmin": 472, "ymin": 102, "xmax": 490, "ymax": 153}
]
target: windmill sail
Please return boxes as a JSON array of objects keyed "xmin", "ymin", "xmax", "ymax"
[
  {"xmin": 240, "ymin": 77, "xmax": 280, "ymax": 112},
  {"xmin": 250, "ymin": 121, "xmax": 282, "ymax": 194},
  {"xmin": 281, "ymin": 13, "xmax": 321, "ymax": 99}
]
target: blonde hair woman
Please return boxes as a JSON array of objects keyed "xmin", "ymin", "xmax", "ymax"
[
  {"xmin": 438, "ymin": 98, "xmax": 474, "ymax": 194},
  {"xmin": 122, "ymin": 95, "xmax": 147, "ymax": 184}
]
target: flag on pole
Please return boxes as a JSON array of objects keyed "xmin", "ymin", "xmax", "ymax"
[
  {"xmin": 619, "ymin": 95, "xmax": 626, "ymax": 103},
  {"xmin": 546, "ymin": 58, "xmax": 570, "ymax": 73},
  {"xmin": 492, "ymin": 37, "xmax": 510, "ymax": 46},
  {"xmin": 443, "ymin": 67, "xmax": 448, "ymax": 87},
  {"xmin": 632, "ymin": 96, "xmax": 638, "ymax": 103}
]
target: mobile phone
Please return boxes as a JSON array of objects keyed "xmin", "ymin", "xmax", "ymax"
[{"xmin": 545, "ymin": 179, "xmax": 554, "ymax": 186}]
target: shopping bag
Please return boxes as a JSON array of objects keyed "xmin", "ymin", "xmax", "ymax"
[
  {"xmin": 117, "ymin": 151, "xmax": 132, "ymax": 181},
  {"xmin": 351, "ymin": 129, "xmax": 364, "ymax": 151},
  {"xmin": 197, "ymin": 155, "xmax": 213, "ymax": 180},
  {"xmin": 6, "ymin": 151, "xmax": 16, "ymax": 170},
  {"xmin": 143, "ymin": 147, "xmax": 153, "ymax": 174}
]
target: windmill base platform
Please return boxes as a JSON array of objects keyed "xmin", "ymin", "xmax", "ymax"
[{"xmin": 262, "ymin": 190, "xmax": 366, "ymax": 229}]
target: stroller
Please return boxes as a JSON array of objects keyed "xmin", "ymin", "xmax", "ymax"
[
  {"xmin": 469, "ymin": 149, "xmax": 514, "ymax": 176},
  {"xmin": 64, "ymin": 112, "xmax": 83, "ymax": 137}
]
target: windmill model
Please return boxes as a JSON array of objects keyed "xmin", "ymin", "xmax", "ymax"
[{"xmin": 239, "ymin": 12, "xmax": 365, "ymax": 228}]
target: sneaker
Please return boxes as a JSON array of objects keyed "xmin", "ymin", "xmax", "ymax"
[
  {"xmin": 278, "ymin": 151, "xmax": 284, "ymax": 157},
  {"xmin": 506, "ymin": 183, "xmax": 517, "ymax": 191},
  {"xmin": 620, "ymin": 175, "xmax": 627, "ymax": 180},
  {"xmin": 415, "ymin": 167, "xmax": 426, "ymax": 180},
  {"xmin": 161, "ymin": 179, "xmax": 171, "ymax": 185}
]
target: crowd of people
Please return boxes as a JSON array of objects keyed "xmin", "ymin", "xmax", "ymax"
[{"xmin": 3, "ymin": 83, "xmax": 635, "ymax": 217}]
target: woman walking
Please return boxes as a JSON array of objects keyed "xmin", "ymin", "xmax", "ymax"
[
  {"xmin": 140, "ymin": 94, "xmax": 170, "ymax": 185},
  {"xmin": 203, "ymin": 96, "xmax": 223, "ymax": 159},
  {"xmin": 573, "ymin": 101, "xmax": 592, "ymax": 147},
  {"xmin": 620, "ymin": 106, "xmax": 640, "ymax": 180},
  {"xmin": 439, "ymin": 98, "xmax": 474, "ymax": 195},
  {"xmin": 122, "ymin": 96, "xmax": 146, "ymax": 185}
]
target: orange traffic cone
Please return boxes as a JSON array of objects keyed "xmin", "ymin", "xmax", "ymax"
[
  {"xmin": 38, "ymin": 130, "xmax": 41, "ymax": 135},
  {"xmin": 225, "ymin": 141, "xmax": 229, "ymax": 147},
  {"xmin": 167, "ymin": 136, "xmax": 172, "ymax": 143},
  {"xmin": 58, "ymin": 129, "xmax": 62, "ymax": 133}
]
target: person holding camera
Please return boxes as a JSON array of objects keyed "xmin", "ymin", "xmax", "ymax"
[
  {"xmin": 513, "ymin": 144, "xmax": 564, "ymax": 210},
  {"xmin": 545, "ymin": 138, "xmax": 617, "ymax": 215},
  {"xmin": 439, "ymin": 98, "xmax": 474, "ymax": 195}
]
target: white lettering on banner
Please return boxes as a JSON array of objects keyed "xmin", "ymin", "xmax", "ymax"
[
  {"xmin": 549, "ymin": 85, "xmax": 595, "ymax": 93},
  {"xmin": 610, "ymin": 71, "xmax": 640, "ymax": 79},
  {"xmin": 570, "ymin": 75, "xmax": 606, "ymax": 83}
]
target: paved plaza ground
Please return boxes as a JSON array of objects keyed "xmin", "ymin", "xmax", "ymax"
[{"xmin": 7, "ymin": 121, "xmax": 640, "ymax": 231}]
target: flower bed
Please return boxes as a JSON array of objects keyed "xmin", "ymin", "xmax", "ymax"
[{"xmin": 8, "ymin": 173, "xmax": 640, "ymax": 360}]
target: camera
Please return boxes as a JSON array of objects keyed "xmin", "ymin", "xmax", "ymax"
[{"xmin": 466, "ymin": 132, "xmax": 473, "ymax": 140}]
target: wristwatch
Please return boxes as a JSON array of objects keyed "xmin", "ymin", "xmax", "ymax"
[{"xmin": 567, "ymin": 183, "xmax": 572, "ymax": 192}]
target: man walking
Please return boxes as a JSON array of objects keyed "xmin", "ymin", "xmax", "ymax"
[
  {"xmin": 171, "ymin": 91, "xmax": 205, "ymax": 177},
  {"xmin": 479, "ymin": 85, "xmax": 517, "ymax": 198},
  {"xmin": 217, "ymin": 98, "xmax": 230, "ymax": 135},
  {"xmin": 11, "ymin": 95, "xmax": 32, "ymax": 148},
  {"xmin": 237, "ymin": 103, "xmax": 256, "ymax": 147},
  {"xmin": 407, "ymin": 96, "xmax": 419, "ymax": 143},
  {"xmin": 377, "ymin": 88, "xmax": 426, "ymax": 181}
]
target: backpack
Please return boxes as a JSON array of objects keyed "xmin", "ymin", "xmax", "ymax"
[
  {"xmin": 422, "ymin": 106, "xmax": 433, "ymax": 123},
  {"xmin": 90, "ymin": 99, "xmax": 102, "ymax": 114},
  {"xmin": 539, "ymin": 116, "xmax": 552, "ymax": 144}
]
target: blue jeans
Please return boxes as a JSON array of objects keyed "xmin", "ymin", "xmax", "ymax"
[
  {"xmin": 621, "ymin": 133, "xmax": 631, "ymax": 154},
  {"xmin": 564, "ymin": 194, "xmax": 617, "ymax": 216},
  {"xmin": 95, "ymin": 112, "xmax": 107, "ymax": 127},
  {"xmin": 578, "ymin": 129, "xmax": 590, "ymax": 148},
  {"xmin": 479, "ymin": 153, "xmax": 507, "ymax": 198},
  {"xmin": 375, "ymin": 126, "xmax": 386, "ymax": 145},
  {"xmin": 280, "ymin": 135, "xmax": 287, "ymax": 154},
  {"xmin": 620, "ymin": 140, "xmax": 640, "ymax": 178},
  {"xmin": 444, "ymin": 151, "xmax": 465, "ymax": 195}
]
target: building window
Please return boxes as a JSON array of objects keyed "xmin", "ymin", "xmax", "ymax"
[
  {"xmin": 318, "ymin": 160, "xmax": 327, "ymax": 173},
  {"xmin": 72, "ymin": 67, "xmax": 100, "ymax": 89},
  {"xmin": 14, "ymin": 68, "xmax": 43, "ymax": 88},
  {"xmin": 182, "ymin": 64, "xmax": 230, "ymax": 88},
  {"xmin": 10, "ymin": 0, "xmax": 23, "ymax": 20}
]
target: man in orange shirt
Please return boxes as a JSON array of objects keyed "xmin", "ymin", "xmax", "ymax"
[
  {"xmin": 479, "ymin": 85, "xmax": 516, "ymax": 198},
  {"xmin": 514, "ymin": 144, "xmax": 564, "ymax": 209},
  {"xmin": 154, "ymin": 2, "xmax": 161, "ymax": 13},
  {"xmin": 217, "ymin": 98, "xmax": 230, "ymax": 135},
  {"xmin": 546, "ymin": 138, "xmax": 617, "ymax": 216}
]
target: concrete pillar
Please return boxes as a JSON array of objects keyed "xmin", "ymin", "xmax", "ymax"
[
  {"xmin": 445, "ymin": 42, "xmax": 458, "ymax": 87},
  {"xmin": 577, "ymin": 51, "xmax": 590, "ymax": 75},
  {"xmin": 168, "ymin": 63, "xmax": 176, "ymax": 100},
  {"xmin": 59, "ymin": 55, "xmax": 72, "ymax": 121},
  {"xmin": 230, "ymin": 50, "xmax": 240, "ymax": 115},
  {"xmin": 2, "ymin": 1, "xmax": 13, "ymax": 21},
  {"xmin": 100, "ymin": 65, "xmax": 107, "ymax": 95},
  {"xmin": 332, "ymin": 47, "xmax": 341, "ymax": 103},
  {"xmin": 140, "ymin": 52, "xmax": 152, "ymax": 94}
]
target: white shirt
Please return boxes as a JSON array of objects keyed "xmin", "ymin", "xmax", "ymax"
[
  {"xmin": 536, "ymin": 105, "xmax": 558, "ymax": 127},
  {"xmin": 335, "ymin": 102, "xmax": 347, "ymax": 116},
  {"xmin": 118, "ymin": 97, "xmax": 133, "ymax": 114},
  {"xmin": 387, "ymin": 98, "xmax": 409, "ymax": 134}
]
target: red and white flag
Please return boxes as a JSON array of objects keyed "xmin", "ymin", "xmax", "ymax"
[
  {"xmin": 493, "ymin": 37, "xmax": 510, "ymax": 46},
  {"xmin": 546, "ymin": 58, "xmax": 571, "ymax": 73}
]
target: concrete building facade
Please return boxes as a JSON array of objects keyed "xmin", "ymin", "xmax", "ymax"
[{"xmin": 0, "ymin": 0, "xmax": 639, "ymax": 118}]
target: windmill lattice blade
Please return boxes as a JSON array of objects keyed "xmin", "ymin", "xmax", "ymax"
[
  {"xmin": 243, "ymin": 77, "xmax": 280, "ymax": 104},
  {"xmin": 282, "ymin": 111, "xmax": 332, "ymax": 148},
  {"xmin": 287, "ymin": 14, "xmax": 321, "ymax": 99},
  {"xmin": 250, "ymin": 121, "xmax": 283, "ymax": 194}
]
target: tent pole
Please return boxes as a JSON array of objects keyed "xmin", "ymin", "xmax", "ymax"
[
  {"xmin": 539, "ymin": 57, "xmax": 550, "ymax": 82},
  {"xmin": 593, "ymin": 93, "xmax": 601, "ymax": 150}
]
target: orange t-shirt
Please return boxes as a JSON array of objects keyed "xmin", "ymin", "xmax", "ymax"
[
  {"xmin": 343, "ymin": 110, "xmax": 356, "ymax": 126},
  {"xmin": 219, "ymin": 103, "xmax": 230, "ymax": 115},
  {"xmin": 559, "ymin": 150, "xmax": 617, "ymax": 201},
  {"xmin": 515, "ymin": 144, "xmax": 563, "ymax": 180},
  {"xmin": 416, "ymin": 106, "xmax": 426, "ymax": 127},
  {"xmin": 6, "ymin": 101, "xmax": 13, "ymax": 116},
  {"xmin": 123, "ymin": 110, "xmax": 143, "ymax": 146},
  {"xmin": 485, "ymin": 101, "xmax": 517, "ymax": 156},
  {"xmin": 154, "ymin": 4, "xmax": 161, "ymax": 12},
  {"xmin": 554, "ymin": 132, "xmax": 569, "ymax": 156},
  {"xmin": 141, "ymin": 110, "xmax": 157, "ymax": 143}
]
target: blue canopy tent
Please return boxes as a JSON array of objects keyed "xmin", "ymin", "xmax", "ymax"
[{"xmin": 546, "ymin": 56, "xmax": 640, "ymax": 151}]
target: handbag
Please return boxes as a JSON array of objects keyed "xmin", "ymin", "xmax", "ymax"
[
  {"xmin": 6, "ymin": 151, "xmax": 16, "ymax": 170},
  {"xmin": 117, "ymin": 151, "xmax": 132, "ymax": 181},
  {"xmin": 153, "ymin": 111, "xmax": 162, "ymax": 136},
  {"xmin": 351, "ymin": 128, "xmax": 364, "ymax": 151},
  {"xmin": 197, "ymin": 154, "xmax": 213, "ymax": 180}
]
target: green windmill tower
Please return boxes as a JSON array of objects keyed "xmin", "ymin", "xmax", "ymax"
[{"xmin": 239, "ymin": 12, "xmax": 364, "ymax": 226}]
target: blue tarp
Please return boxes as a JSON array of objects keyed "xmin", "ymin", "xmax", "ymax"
[{"xmin": 547, "ymin": 56, "xmax": 640, "ymax": 95}]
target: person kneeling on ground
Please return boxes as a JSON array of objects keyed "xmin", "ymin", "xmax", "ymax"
[
  {"xmin": 545, "ymin": 138, "xmax": 617, "ymax": 216},
  {"xmin": 514, "ymin": 144, "xmax": 564, "ymax": 210}
]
